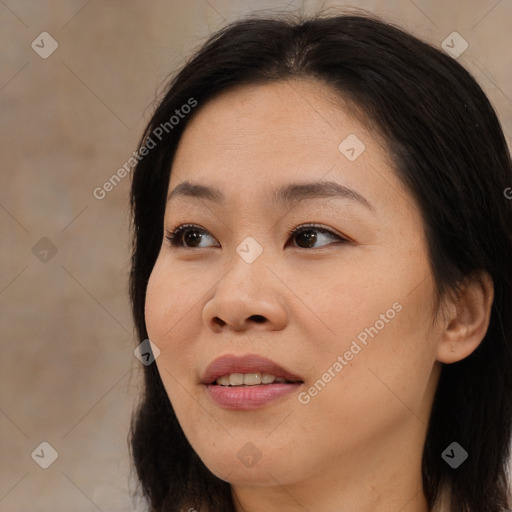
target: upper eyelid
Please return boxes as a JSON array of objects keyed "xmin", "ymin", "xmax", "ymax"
[
  {"xmin": 165, "ymin": 224, "xmax": 218, "ymax": 247},
  {"xmin": 165, "ymin": 223, "xmax": 216, "ymax": 241},
  {"xmin": 289, "ymin": 223, "xmax": 345, "ymax": 239},
  {"xmin": 167, "ymin": 223, "xmax": 340, "ymax": 237},
  {"xmin": 165, "ymin": 223, "xmax": 346, "ymax": 246}
]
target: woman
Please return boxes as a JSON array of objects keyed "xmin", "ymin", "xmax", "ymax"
[{"xmin": 128, "ymin": 12, "xmax": 512, "ymax": 512}]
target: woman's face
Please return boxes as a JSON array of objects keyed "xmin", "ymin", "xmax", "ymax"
[{"xmin": 145, "ymin": 79, "xmax": 443, "ymax": 497}]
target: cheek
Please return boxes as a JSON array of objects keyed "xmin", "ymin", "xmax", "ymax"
[
  {"xmin": 311, "ymin": 281, "xmax": 439, "ymax": 428},
  {"xmin": 144, "ymin": 257, "xmax": 203, "ymax": 380},
  {"xmin": 144, "ymin": 258, "xmax": 172, "ymax": 342},
  {"xmin": 145, "ymin": 255, "xmax": 201, "ymax": 340},
  {"xmin": 307, "ymin": 255, "xmax": 438, "ymax": 410}
]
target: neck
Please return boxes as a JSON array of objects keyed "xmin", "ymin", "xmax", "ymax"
[{"xmin": 231, "ymin": 415, "xmax": 431, "ymax": 512}]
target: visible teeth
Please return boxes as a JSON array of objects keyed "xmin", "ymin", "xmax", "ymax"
[
  {"xmin": 215, "ymin": 373, "xmax": 281, "ymax": 386},
  {"xmin": 228, "ymin": 373, "xmax": 244, "ymax": 386},
  {"xmin": 216, "ymin": 375, "xmax": 230, "ymax": 386},
  {"xmin": 261, "ymin": 373, "xmax": 277, "ymax": 384},
  {"xmin": 243, "ymin": 373, "xmax": 261, "ymax": 385}
]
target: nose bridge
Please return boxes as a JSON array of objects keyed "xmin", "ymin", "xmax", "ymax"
[
  {"xmin": 227, "ymin": 231, "xmax": 280, "ymax": 292},
  {"xmin": 219, "ymin": 229, "xmax": 271, "ymax": 286},
  {"xmin": 202, "ymin": 242, "xmax": 288, "ymax": 331}
]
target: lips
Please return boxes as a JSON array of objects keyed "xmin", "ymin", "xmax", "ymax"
[{"xmin": 200, "ymin": 354, "xmax": 304, "ymax": 385}]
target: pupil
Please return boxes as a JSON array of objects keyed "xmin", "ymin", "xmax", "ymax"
[
  {"xmin": 185, "ymin": 230, "xmax": 202, "ymax": 247},
  {"xmin": 297, "ymin": 230, "xmax": 317, "ymax": 248}
]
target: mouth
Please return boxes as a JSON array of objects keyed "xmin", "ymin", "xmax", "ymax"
[
  {"xmin": 201, "ymin": 354, "xmax": 304, "ymax": 410},
  {"xmin": 212, "ymin": 372, "xmax": 301, "ymax": 386},
  {"xmin": 201, "ymin": 353, "xmax": 304, "ymax": 386}
]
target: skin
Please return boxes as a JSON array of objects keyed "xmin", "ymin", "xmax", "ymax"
[{"xmin": 144, "ymin": 79, "xmax": 493, "ymax": 512}]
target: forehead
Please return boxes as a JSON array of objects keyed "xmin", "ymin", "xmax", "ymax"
[
  {"xmin": 168, "ymin": 79, "xmax": 403, "ymax": 210},
  {"xmin": 175, "ymin": 79, "xmax": 367, "ymax": 159}
]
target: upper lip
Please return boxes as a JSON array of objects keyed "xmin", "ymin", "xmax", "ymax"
[{"xmin": 201, "ymin": 354, "xmax": 304, "ymax": 384}]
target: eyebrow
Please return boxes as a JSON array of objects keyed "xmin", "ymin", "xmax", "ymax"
[{"xmin": 167, "ymin": 180, "xmax": 374, "ymax": 211}]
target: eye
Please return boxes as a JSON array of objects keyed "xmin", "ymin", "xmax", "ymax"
[
  {"xmin": 165, "ymin": 223, "xmax": 348, "ymax": 250},
  {"xmin": 287, "ymin": 224, "xmax": 347, "ymax": 249},
  {"xmin": 165, "ymin": 224, "xmax": 219, "ymax": 248}
]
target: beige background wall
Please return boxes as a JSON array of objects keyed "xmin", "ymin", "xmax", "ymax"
[{"xmin": 1, "ymin": 1, "xmax": 510, "ymax": 510}]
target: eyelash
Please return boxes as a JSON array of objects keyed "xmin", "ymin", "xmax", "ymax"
[{"xmin": 164, "ymin": 223, "xmax": 348, "ymax": 249}]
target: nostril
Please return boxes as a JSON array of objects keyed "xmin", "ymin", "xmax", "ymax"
[
  {"xmin": 211, "ymin": 315, "xmax": 266, "ymax": 328},
  {"xmin": 213, "ymin": 317, "xmax": 226, "ymax": 327}
]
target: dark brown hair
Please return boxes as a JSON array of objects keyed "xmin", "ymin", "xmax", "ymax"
[{"xmin": 129, "ymin": 11, "xmax": 512, "ymax": 512}]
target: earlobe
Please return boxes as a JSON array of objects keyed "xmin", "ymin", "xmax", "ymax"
[{"xmin": 436, "ymin": 271, "xmax": 494, "ymax": 364}]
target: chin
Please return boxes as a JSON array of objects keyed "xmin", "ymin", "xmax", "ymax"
[
  {"xmin": 210, "ymin": 462, "xmax": 287, "ymax": 487},
  {"xmin": 198, "ymin": 445, "xmax": 306, "ymax": 487}
]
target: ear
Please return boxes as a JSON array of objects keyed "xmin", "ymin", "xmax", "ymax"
[{"xmin": 436, "ymin": 271, "xmax": 494, "ymax": 364}]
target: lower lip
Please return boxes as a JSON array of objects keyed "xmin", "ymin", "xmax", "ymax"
[{"xmin": 205, "ymin": 383, "xmax": 302, "ymax": 410}]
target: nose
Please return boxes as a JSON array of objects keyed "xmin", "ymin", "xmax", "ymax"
[{"xmin": 202, "ymin": 262, "xmax": 288, "ymax": 333}]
